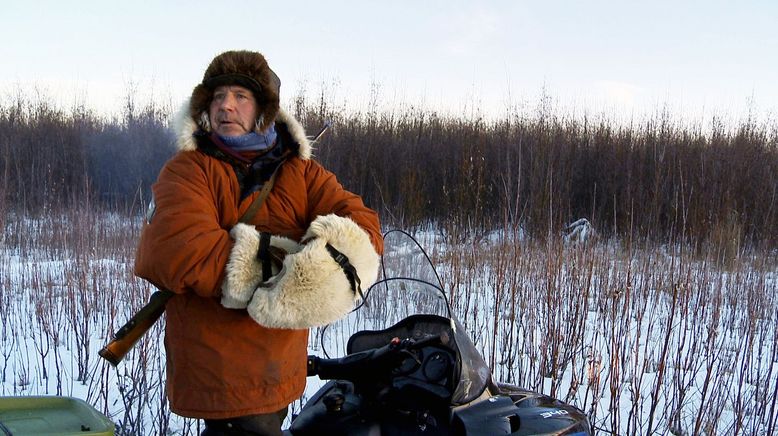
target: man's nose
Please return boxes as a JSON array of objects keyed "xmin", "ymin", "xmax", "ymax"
[{"xmin": 218, "ymin": 94, "xmax": 236, "ymax": 111}]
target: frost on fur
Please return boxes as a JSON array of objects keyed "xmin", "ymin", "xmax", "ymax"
[{"xmin": 247, "ymin": 214, "xmax": 380, "ymax": 329}]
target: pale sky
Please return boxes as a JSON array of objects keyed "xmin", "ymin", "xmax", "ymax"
[{"xmin": 2, "ymin": 0, "xmax": 776, "ymax": 124}]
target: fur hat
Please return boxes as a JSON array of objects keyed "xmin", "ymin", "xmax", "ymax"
[{"xmin": 190, "ymin": 50, "xmax": 281, "ymax": 132}]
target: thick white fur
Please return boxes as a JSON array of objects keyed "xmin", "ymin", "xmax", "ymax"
[
  {"xmin": 247, "ymin": 214, "xmax": 380, "ymax": 329},
  {"xmin": 174, "ymin": 101, "xmax": 311, "ymax": 160},
  {"xmin": 171, "ymin": 104, "xmax": 200, "ymax": 152},
  {"xmin": 221, "ymin": 223, "xmax": 301, "ymax": 309}
]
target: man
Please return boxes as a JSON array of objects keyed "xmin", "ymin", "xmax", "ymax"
[{"xmin": 135, "ymin": 50, "xmax": 382, "ymax": 435}]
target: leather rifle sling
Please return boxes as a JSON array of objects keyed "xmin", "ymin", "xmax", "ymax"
[{"xmin": 238, "ymin": 165, "xmax": 281, "ymax": 224}]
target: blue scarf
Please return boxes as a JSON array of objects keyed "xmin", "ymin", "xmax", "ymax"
[{"xmin": 217, "ymin": 123, "xmax": 278, "ymax": 152}]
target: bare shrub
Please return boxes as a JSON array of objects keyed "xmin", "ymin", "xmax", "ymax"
[
  {"xmin": 1, "ymin": 85, "xmax": 776, "ymax": 247},
  {"xmin": 1, "ymin": 84, "xmax": 776, "ymax": 434}
]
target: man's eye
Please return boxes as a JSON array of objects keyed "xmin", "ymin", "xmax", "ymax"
[{"xmin": 236, "ymin": 94, "xmax": 248, "ymax": 100}]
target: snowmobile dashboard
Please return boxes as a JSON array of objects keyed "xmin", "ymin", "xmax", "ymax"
[{"xmin": 307, "ymin": 315, "xmax": 459, "ymax": 406}]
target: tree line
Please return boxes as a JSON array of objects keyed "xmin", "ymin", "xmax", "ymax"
[{"xmin": 1, "ymin": 93, "xmax": 776, "ymax": 249}]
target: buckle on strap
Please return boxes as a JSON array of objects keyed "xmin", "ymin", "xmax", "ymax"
[{"xmin": 325, "ymin": 243, "xmax": 365, "ymax": 300}]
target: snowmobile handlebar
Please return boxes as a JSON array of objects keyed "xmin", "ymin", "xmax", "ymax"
[{"xmin": 307, "ymin": 334, "xmax": 443, "ymax": 380}]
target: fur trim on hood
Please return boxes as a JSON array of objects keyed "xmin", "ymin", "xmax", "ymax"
[
  {"xmin": 172, "ymin": 104, "xmax": 312, "ymax": 160},
  {"xmin": 174, "ymin": 50, "xmax": 312, "ymax": 159}
]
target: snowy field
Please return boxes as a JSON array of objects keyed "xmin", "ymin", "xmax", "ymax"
[{"xmin": 1, "ymin": 211, "xmax": 776, "ymax": 435}]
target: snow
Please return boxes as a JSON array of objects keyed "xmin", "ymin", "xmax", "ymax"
[{"xmin": 1, "ymin": 214, "xmax": 776, "ymax": 435}]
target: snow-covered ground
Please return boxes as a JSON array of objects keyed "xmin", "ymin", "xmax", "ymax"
[{"xmin": 1, "ymin": 213, "xmax": 776, "ymax": 435}]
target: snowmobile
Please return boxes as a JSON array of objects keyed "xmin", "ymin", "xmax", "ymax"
[{"xmin": 285, "ymin": 230, "xmax": 591, "ymax": 435}]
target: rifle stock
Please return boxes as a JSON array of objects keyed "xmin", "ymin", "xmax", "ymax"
[{"xmin": 99, "ymin": 289, "xmax": 174, "ymax": 366}]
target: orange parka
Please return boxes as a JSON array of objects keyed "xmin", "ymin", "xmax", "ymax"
[{"xmin": 134, "ymin": 110, "xmax": 382, "ymax": 419}]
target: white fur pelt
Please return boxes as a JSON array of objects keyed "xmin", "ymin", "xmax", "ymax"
[
  {"xmin": 221, "ymin": 223, "xmax": 301, "ymax": 309},
  {"xmin": 247, "ymin": 214, "xmax": 380, "ymax": 329}
]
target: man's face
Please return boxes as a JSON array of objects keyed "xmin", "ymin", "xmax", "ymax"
[{"xmin": 208, "ymin": 85, "xmax": 258, "ymax": 136}]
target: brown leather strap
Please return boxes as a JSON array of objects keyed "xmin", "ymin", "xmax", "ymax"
[{"xmin": 238, "ymin": 167, "xmax": 281, "ymax": 224}]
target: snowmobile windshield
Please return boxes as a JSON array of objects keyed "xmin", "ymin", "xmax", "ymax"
[{"xmin": 317, "ymin": 230, "xmax": 491, "ymax": 405}]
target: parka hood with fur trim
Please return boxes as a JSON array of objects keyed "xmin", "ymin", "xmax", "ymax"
[{"xmin": 172, "ymin": 104, "xmax": 312, "ymax": 160}]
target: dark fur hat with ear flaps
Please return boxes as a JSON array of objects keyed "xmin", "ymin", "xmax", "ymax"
[{"xmin": 190, "ymin": 50, "xmax": 281, "ymax": 132}]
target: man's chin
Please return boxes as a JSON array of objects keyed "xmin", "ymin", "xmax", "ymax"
[{"xmin": 215, "ymin": 126, "xmax": 248, "ymax": 137}]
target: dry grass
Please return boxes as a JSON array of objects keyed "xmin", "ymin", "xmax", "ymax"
[
  {"xmin": 0, "ymin": 205, "xmax": 171, "ymax": 435},
  {"xmin": 431, "ymin": 229, "xmax": 777, "ymax": 435},
  {"xmin": 1, "ymin": 207, "xmax": 776, "ymax": 435},
  {"xmin": 1, "ymin": 88, "xmax": 776, "ymax": 434}
]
